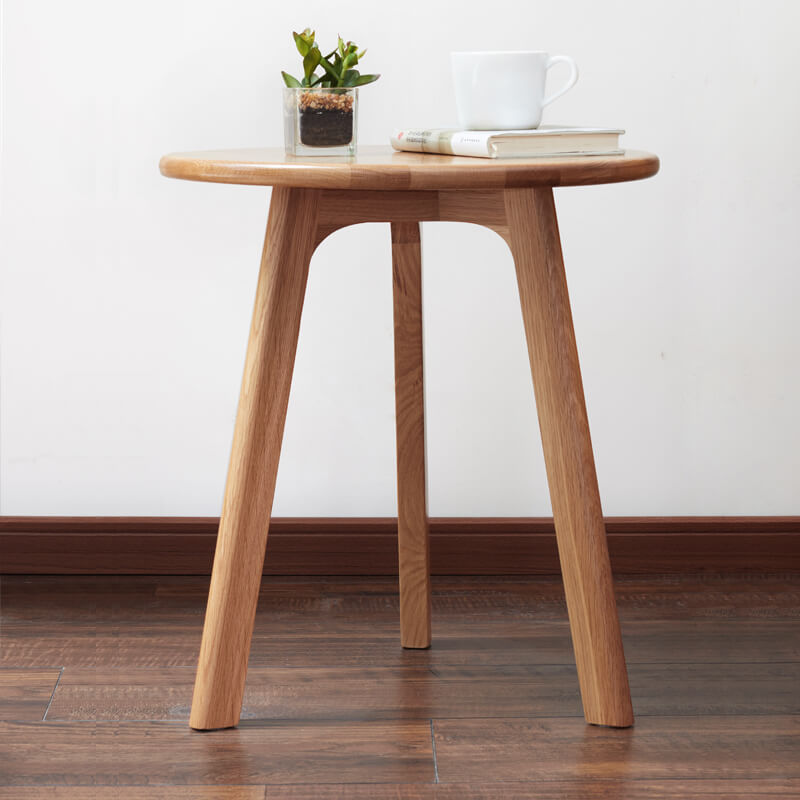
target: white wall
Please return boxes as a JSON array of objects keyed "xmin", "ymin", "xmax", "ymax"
[{"xmin": 1, "ymin": 0, "xmax": 798, "ymax": 517}]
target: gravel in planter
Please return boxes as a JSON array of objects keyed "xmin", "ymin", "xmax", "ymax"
[{"xmin": 299, "ymin": 91, "xmax": 354, "ymax": 147}]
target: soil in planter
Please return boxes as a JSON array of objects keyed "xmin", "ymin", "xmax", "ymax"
[{"xmin": 299, "ymin": 92, "xmax": 354, "ymax": 147}]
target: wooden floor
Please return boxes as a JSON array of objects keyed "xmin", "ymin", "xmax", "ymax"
[{"xmin": 0, "ymin": 572, "xmax": 798, "ymax": 798}]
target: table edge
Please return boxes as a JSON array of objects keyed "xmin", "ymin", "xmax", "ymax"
[{"xmin": 159, "ymin": 150, "xmax": 660, "ymax": 190}]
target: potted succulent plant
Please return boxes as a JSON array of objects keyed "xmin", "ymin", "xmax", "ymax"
[{"xmin": 282, "ymin": 29, "xmax": 380, "ymax": 156}]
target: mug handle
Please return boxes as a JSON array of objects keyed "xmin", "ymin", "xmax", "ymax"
[{"xmin": 542, "ymin": 55, "xmax": 579, "ymax": 108}]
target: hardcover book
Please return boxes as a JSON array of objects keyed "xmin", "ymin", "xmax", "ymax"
[{"xmin": 390, "ymin": 126, "xmax": 624, "ymax": 159}]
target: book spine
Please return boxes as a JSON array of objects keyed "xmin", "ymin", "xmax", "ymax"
[
  {"xmin": 390, "ymin": 129, "xmax": 494, "ymax": 158},
  {"xmin": 390, "ymin": 129, "xmax": 455, "ymax": 154}
]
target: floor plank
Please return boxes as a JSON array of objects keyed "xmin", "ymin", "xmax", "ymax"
[
  {"xmin": 0, "ymin": 575, "xmax": 800, "ymax": 668},
  {"xmin": 1, "ymin": 574, "xmax": 798, "ymax": 795},
  {"xmin": 0, "ymin": 669, "xmax": 61, "ymax": 720},
  {"xmin": 263, "ymin": 780, "xmax": 800, "ymax": 798},
  {"xmin": 2, "ymin": 619, "xmax": 798, "ymax": 669},
  {"xmin": 0, "ymin": 789, "xmax": 266, "ymax": 800},
  {"xmin": 433, "ymin": 716, "xmax": 800, "ymax": 782},
  {"xmin": 0, "ymin": 720, "xmax": 434, "ymax": 786},
  {"xmin": 3, "ymin": 574, "xmax": 799, "ymax": 623},
  {"xmin": 46, "ymin": 661, "xmax": 800, "ymax": 722},
  {"xmin": 2, "ymin": 575, "xmax": 798, "ymax": 670},
  {"xmin": 1, "ymin": 782, "xmax": 799, "ymax": 800}
]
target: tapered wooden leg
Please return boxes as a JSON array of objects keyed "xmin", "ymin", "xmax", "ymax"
[
  {"xmin": 391, "ymin": 222, "xmax": 432, "ymax": 649},
  {"xmin": 505, "ymin": 187, "xmax": 634, "ymax": 728},
  {"xmin": 189, "ymin": 187, "xmax": 320, "ymax": 730}
]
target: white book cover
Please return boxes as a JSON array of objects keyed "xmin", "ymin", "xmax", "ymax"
[{"xmin": 390, "ymin": 126, "xmax": 625, "ymax": 158}]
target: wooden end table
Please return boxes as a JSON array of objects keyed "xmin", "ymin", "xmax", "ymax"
[{"xmin": 159, "ymin": 146, "xmax": 660, "ymax": 732}]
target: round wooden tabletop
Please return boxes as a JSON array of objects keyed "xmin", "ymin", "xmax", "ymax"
[{"xmin": 159, "ymin": 146, "xmax": 659, "ymax": 191}]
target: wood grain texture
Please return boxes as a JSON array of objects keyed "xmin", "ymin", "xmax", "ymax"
[
  {"xmin": 391, "ymin": 222, "xmax": 432, "ymax": 649},
  {"xmin": 194, "ymin": 184, "xmax": 619, "ymax": 727},
  {"xmin": 171, "ymin": 167, "xmax": 649, "ymax": 731},
  {"xmin": 189, "ymin": 187, "xmax": 320, "ymax": 731},
  {"xmin": 2, "ymin": 575, "xmax": 799, "ymax": 795},
  {"xmin": 159, "ymin": 146, "xmax": 659, "ymax": 190},
  {"xmin": 315, "ymin": 190, "xmax": 508, "ymax": 232},
  {"xmin": 2, "ymin": 516, "xmax": 799, "ymax": 574},
  {"xmin": 260, "ymin": 781, "xmax": 800, "ymax": 799},
  {"xmin": 506, "ymin": 186, "xmax": 632, "ymax": 727},
  {"xmin": 0, "ymin": 669, "xmax": 60, "ymax": 720},
  {"xmin": 5, "ymin": 618, "xmax": 799, "ymax": 670},
  {"xmin": 7, "ymin": 515, "xmax": 797, "ymax": 535},
  {"xmin": 0, "ymin": 720, "xmax": 434, "ymax": 786},
  {"xmin": 0, "ymin": 790, "xmax": 267, "ymax": 800},
  {"xmin": 159, "ymin": 150, "xmax": 662, "ymax": 731},
  {"xmin": 46, "ymin": 661, "xmax": 800, "ymax": 722},
  {"xmin": 2, "ymin": 574, "xmax": 798, "ymax": 670},
  {"xmin": 433, "ymin": 716, "xmax": 800, "ymax": 782},
  {"xmin": 3, "ymin": 575, "xmax": 798, "ymax": 669},
  {"xmin": 2, "ymin": 782, "xmax": 799, "ymax": 800}
]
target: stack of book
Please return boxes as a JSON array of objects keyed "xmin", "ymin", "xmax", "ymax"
[{"xmin": 390, "ymin": 126, "xmax": 624, "ymax": 159}]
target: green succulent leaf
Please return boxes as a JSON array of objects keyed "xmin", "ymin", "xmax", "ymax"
[
  {"xmin": 283, "ymin": 31, "xmax": 379, "ymax": 89},
  {"xmin": 293, "ymin": 29, "xmax": 313, "ymax": 57},
  {"xmin": 319, "ymin": 56, "xmax": 341, "ymax": 84},
  {"xmin": 341, "ymin": 69, "xmax": 360, "ymax": 87},
  {"xmin": 344, "ymin": 43, "xmax": 361, "ymax": 69},
  {"xmin": 354, "ymin": 73, "xmax": 380, "ymax": 86},
  {"xmin": 303, "ymin": 47, "xmax": 321, "ymax": 81},
  {"xmin": 281, "ymin": 71, "xmax": 302, "ymax": 88}
]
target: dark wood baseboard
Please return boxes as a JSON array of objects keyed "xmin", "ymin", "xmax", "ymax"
[{"xmin": 1, "ymin": 516, "xmax": 799, "ymax": 574}]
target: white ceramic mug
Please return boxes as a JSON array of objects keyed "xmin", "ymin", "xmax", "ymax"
[{"xmin": 451, "ymin": 50, "xmax": 579, "ymax": 130}]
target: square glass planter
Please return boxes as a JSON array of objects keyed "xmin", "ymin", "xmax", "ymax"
[{"xmin": 284, "ymin": 86, "xmax": 358, "ymax": 157}]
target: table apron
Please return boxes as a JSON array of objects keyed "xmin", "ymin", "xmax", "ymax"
[{"xmin": 316, "ymin": 188, "xmax": 511, "ymax": 245}]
